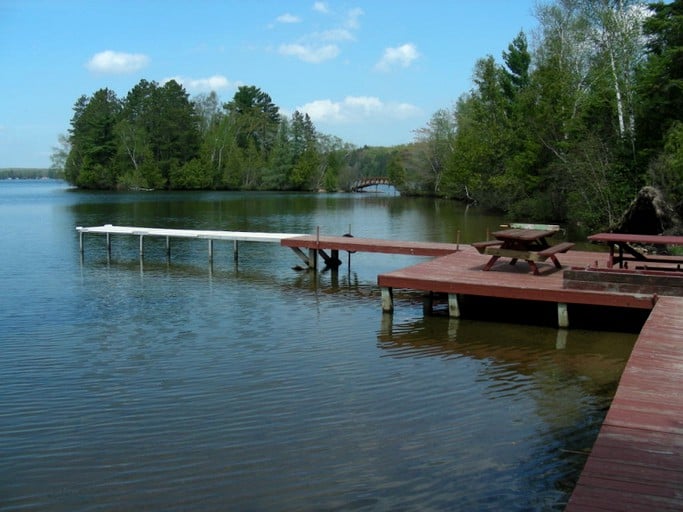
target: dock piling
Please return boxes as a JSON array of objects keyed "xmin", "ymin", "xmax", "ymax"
[
  {"xmin": 557, "ymin": 303, "xmax": 569, "ymax": 328},
  {"xmin": 448, "ymin": 294, "xmax": 461, "ymax": 318},
  {"xmin": 381, "ymin": 287, "xmax": 394, "ymax": 312}
]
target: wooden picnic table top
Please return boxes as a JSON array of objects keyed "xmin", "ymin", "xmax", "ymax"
[
  {"xmin": 491, "ymin": 227, "xmax": 559, "ymax": 242},
  {"xmin": 588, "ymin": 232, "xmax": 683, "ymax": 245}
]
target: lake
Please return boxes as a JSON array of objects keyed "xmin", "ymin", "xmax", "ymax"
[{"xmin": 0, "ymin": 180, "xmax": 637, "ymax": 511}]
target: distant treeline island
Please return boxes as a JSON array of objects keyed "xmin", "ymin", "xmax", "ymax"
[{"xmin": 0, "ymin": 168, "xmax": 63, "ymax": 179}]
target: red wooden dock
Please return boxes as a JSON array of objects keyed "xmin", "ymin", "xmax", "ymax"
[
  {"xmin": 566, "ymin": 295, "xmax": 683, "ymax": 511},
  {"xmin": 281, "ymin": 234, "xmax": 461, "ymax": 257},
  {"xmin": 368, "ymin": 242, "xmax": 682, "ymax": 510},
  {"xmin": 377, "ymin": 244, "xmax": 657, "ymax": 322},
  {"xmin": 281, "ymin": 234, "xmax": 461, "ymax": 270}
]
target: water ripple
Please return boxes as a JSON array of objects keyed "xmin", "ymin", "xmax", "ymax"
[{"xmin": 0, "ymin": 182, "xmax": 637, "ymax": 511}]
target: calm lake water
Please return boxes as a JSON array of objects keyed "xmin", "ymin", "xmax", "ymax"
[{"xmin": 0, "ymin": 180, "xmax": 637, "ymax": 511}]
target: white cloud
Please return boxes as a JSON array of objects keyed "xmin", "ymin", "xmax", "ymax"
[
  {"xmin": 276, "ymin": 13, "xmax": 301, "ymax": 23},
  {"xmin": 345, "ymin": 7, "xmax": 364, "ymax": 29},
  {"xmin": 86, "ymin": 50, "xmax": 149, "ymax": 74},
  {"xmin": 316, "ymin": 28, "xmax": 354, "ymax": 42},
  {"xmin": 297, "ymin": 96, "xmax": 421, "ymax": 124},
  {"xmin": 375, "ymin": 43, "xmax": 420, "ymax": 71},
  {"xmin": 278, "ymin": 43, "xmax": 339, "ymax": 63},
  {"xmin": 276, "ymin": 6, "xmax": 362, "ymax": 64},
  {"xmin": 163, "ymin": 75, "xmax": 231, "ymax": 93},
  {"xmin": 313, "ymin": 2, "xmax": 329, "ymax": 14}
]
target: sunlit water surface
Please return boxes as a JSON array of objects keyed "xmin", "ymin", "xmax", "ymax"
[{"xmin": 0, "ymin": 181, "xmax": 636, "ymax": 511}]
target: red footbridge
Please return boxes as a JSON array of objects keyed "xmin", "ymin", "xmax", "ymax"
[{"xmin": 350, "ymin": 177, "xmax": 395, "ymax": 192}]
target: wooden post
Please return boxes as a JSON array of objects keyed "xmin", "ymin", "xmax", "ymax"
[
  {"xmin": 208, "ymin": 239, "xmax": 213, "ymax": 263},
  {"xmin": 456, "ymin": 230, "xmax": 460, "ymax": 251},
  {"xmin": 79, "ymin": 230, "xmax": 84, "ymax": 253},
  {"xmin": 139, "ymin": 235, "xmax": 144, "ymax": 258},
  {"xmin": 233, "ymin": 240, "xmax": 239, "ymax": 262},
  {"xmin": 448, "ymin": 293, "xmax": 461, "ymax": 318},
  {"xmin": 557, "ymin": 303, "xmax": 569, "ymax": 328},
  {"xmin": 166, "ymin": 236, "xmax": 171, "ymax": 258},
  {"xmin": 347, "ymin": 224, "xmax": 352, "ymax": 270},
  {"xmin": 106, "ymin": 232, "xmax": 111, "ymax": 257},
  {"xmin": 311, "ymin": 226, "xmax": 320, "ymax": 270},
  {"xmin": 381, "ymin": 287, "xmax": 394, "ymax": 312}
]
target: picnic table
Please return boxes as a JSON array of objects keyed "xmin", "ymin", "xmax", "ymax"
[
  {"xmin": 473, "ymin": 227, "xmax": 574, "ymax": 275},
  {"xmin": 588, "ymin": 232, "xmax": 683, "ymax": 269}
]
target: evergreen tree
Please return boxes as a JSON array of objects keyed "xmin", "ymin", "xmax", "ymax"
[
  {"xmin": 225, "ymin": 85, "xmax": 281, "ymax": 157},
  {"xmin": 65, "ymin": 88, "xmax": 121, "ymax": 188},
  {"xmin": 154, "ymin": 80, "xmax": 201, "ymax": 188}
]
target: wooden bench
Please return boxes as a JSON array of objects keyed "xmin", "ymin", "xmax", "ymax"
[
  {"xmin": 483, "ymin": 242, "xmax": 574, "ymax": 261},
  {"xmin": 483, "ymin": 242, "xmax": 574, "ymax": 274},
  {"xmin": 588, "ymin": 232, "xmax": 683, "ymax": 268},
  {"xmin": 471, "ymin": 240, "xmax": 503, "ymax": 254},
  {"xmin": 538, "ymin": 242, "xmax": 575, "ymax": 259}
]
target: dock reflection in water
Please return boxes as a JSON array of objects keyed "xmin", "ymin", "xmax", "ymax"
[{"xmin": 378, "ymin": 313, "xmax": 634, "ymax": 507}]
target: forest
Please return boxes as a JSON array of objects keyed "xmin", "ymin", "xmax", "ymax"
[{"xmin": 56, "ymin": 0, "xmax": 682, "ymax": 231}]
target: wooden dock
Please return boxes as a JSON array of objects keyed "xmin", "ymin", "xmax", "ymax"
[
  {"xmin": 566, "ymin": 295, "xmax": 683, "ymax": 511},
  {"xmin": 77, "ymin": 225, "xmax": 462, "ymax": 267},
  {"xmin": 377, "ymin": 244, "xmax": 657, "ymax": 327},
  {"xmin": 281, "ymin": 234, "xmax": 460, "ymax": 269},
  {"xmin": 75, "ymin": 226, "xmax": 683, "ymax": 508},
  {"xmin": 76, "ymin": 224, "xmax": 306, "ymax": 262},
  {"xmin": 374, "ymin": 244, "xmax": 683, "ymax": 510}
]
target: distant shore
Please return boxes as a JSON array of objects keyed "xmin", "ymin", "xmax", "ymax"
[{"xmin": 0, "ymin": 168, "xmax": 63, "ymax": 180}]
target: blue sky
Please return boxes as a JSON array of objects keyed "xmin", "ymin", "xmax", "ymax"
[{"xmin": 0, "ymin": 0, "xmax": 538, "ymax": 168}]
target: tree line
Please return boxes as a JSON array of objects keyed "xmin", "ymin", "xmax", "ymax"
[
  {"xmin": 413, "ymin": 0, "xmax": 683, "ymax": 230},
  {"xmin": 56, "ymin": 0, "xmax": 682, "ymax": 231},
  {"xmin": 56, "ymin": 80, "xmax": 361, "ymax": 192}
]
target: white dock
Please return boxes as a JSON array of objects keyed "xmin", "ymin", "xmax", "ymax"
[{"xmin": 76, "ymin": 224, "xmax": 306, "ymax": 262}]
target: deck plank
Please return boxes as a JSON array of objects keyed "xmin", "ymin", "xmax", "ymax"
[
  {"xmin": 280, "ymin": 234, "xmax": 462, "ymax": 257},
  {"xmin": 77, "ymin": 224, "xmax": 305, "ymax": 242},
  {"xmin": 566, "ymin": 296, "xmax": 683, "ymax": 511}
]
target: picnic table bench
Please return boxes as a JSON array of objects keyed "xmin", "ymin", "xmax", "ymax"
[
  {"xmin": 473, "ymin": 227, "xmax": 574, "ymax": 275},
  {"xmin": 588, "ymin": 232, "xmax": 683, "ymax": 269}
]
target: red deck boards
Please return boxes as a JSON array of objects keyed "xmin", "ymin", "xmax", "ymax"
[
  {"xmin": 281, "ymin": 234, "xmax": 461, "ymax": 257},
  {"xmin": 377, "ymin": 245, "xmax": 656, "ymax": 309},
  {"xmin": 566, "ymin": 296, "xmax": 683, "ymax": 511}
]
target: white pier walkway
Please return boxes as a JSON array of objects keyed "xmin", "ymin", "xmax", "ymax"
[{"xmin": 76, "ymin": 224, "xmax": 305, "ymax": 262}]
